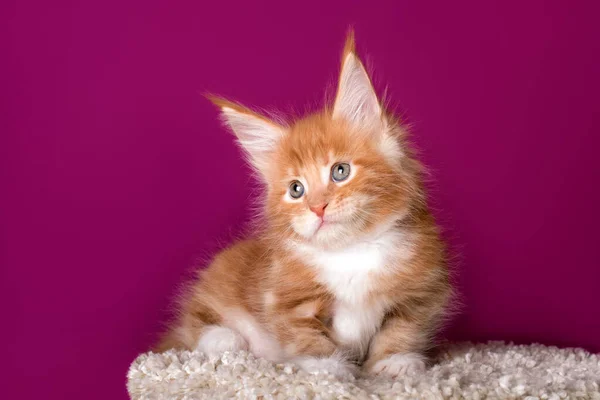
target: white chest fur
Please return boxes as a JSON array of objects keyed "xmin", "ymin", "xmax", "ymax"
[
  {"xmin": 291, "ymin": 228, "xmax": 413, "ymax": 357},
  {"xmin": 311, "ymin": 237, "xmax": 391, "ymax": 303}
]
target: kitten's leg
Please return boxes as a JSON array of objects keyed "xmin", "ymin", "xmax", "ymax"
[
  {"xmin": 223, "ymin": 309, "xmax": 283, "ymax": 362},
  {"xmin": 271, "ymin": 311, "xmax": 357, "ymax": 378},
  {"xmin": 155, "ymin": 316, "xmax": 248, "ymax": 357},
  {"xmin": 196, "ymin": 325, "xmax": 248, "ymax": 357},
  {"xmin": 153, "ymin": 301, "xmax": 221, "ymax": 353},
  {"xmin": 362, "ymin": 316, "xmax": 429, "ymax": 378}
]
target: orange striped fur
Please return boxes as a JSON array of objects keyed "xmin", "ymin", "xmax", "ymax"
[{"xmin": 156, "ymin": 31, "xmax": 452, "ymax": 378}]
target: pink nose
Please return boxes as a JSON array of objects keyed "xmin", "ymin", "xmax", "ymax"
[{"xmin": 309, "ymin": 203, "xmax": 328, "ymax": 218}]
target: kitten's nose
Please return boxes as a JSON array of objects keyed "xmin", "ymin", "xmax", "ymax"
[{"xmin": 309, "ymin": 203, "xmax": 328, "ymax": 218}]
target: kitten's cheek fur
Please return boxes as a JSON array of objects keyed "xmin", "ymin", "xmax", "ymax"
[
  {"xmin": 196, "ymin": 326, "xmax": 248, "ymax": 357},
  {"xmin": 368, "ymin": 353, "xmax": 426, "ymax": 378},
  {"xmin": 294, "ymin": 354, "xmax": 358, "ymax": 379}
]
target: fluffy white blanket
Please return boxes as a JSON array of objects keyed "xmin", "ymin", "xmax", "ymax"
[{"xmin": 127, "ymin": 342, "xmax": 599, "ymax": 399}]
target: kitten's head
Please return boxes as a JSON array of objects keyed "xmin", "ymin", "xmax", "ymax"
[{"xmin": 210, "ymin": 32, "xmax": 423, "ymax": 249}]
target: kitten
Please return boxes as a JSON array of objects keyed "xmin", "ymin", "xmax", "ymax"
[{"xmin": 155, "ymin": 31, "xmax": 452, "ymax": 378}]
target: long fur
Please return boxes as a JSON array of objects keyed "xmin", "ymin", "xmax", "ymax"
[{"xmin": 155, "ymin": 31, "xmax": 452, "ymax": 378}]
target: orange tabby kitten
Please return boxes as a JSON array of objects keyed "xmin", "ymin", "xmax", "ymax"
[{"xmin": 156, "ymin": 32, "xmax": 451, "ymax": 378}]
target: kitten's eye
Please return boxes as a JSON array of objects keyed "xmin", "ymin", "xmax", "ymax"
[
  {"xmin": 331, "ymin": 163, "xmax": 351, "ymax": 182},
  {"xmin": 288, "ymin": 180, "xmax": 305, "ymax": 199}
]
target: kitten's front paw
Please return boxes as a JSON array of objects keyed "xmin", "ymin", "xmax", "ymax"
[
  {"xmin": 368, "ymin": 352, "xmax": 426, "ymax": 378},
  {"xmin": 294, "ymin": 354, "xmax": 358, "ymax": 379},
  {"xmin": 197, "ymin": 325, "xmax": 248, "ymax": 358}
]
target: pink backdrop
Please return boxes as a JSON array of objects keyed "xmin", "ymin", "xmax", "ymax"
[{"xmin": 2, "ymin": 1, "xmax": 599, "ymax": 399}]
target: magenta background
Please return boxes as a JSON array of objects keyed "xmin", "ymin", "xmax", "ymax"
[{"xmin": 2, "ymin": 1, "xmax": 600, "ymax": 399}]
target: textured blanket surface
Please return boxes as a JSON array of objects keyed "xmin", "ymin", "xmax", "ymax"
[{"xmin": 127, "ymin": 342, "xmax": 600, "ymax": 399}]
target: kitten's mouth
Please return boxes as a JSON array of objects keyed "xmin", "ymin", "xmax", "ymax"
[{"xmin": 316, "ymin": 219, "xmax": 338, "ymax": 231}]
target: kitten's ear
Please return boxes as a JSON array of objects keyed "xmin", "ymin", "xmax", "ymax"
[
  {"xmin": 332, "ymin": 31, "xmax": 383, "ymax": 129},
  {"xmin": 207, "ymin": 95, "xmax": 286, "ymax": 174}
]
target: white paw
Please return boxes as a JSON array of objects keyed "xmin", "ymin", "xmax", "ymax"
[
  {"xmin": 294, "ymin": 354, "xmax": 358, "ymax": 379},
  {"xmin": 370, "ymin": 353, "xmax": 426, "ymax": 378},
  {"xmin": 248, "ymin": 335, "xmax": 283, "ymax": 363},
  {"xmin": 196, "ymin": 326, "xmax": 248, "ymax": 357}
]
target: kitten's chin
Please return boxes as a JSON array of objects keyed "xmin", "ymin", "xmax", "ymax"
[
  {"xmin": 309, "ymin": 222, "xmax": 358, "ymax": 249},
  {"xmin": 290, "ymin": 213, "xmax": 379, "ymax": 249},
  {"xmin": 305, "ymin": 213, "xmax": 402, "ymax": 250}
]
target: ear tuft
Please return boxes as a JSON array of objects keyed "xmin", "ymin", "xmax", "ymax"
[{"xmin": 342, "ymin": 28, "xmax": 356, "ymax": 60}]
